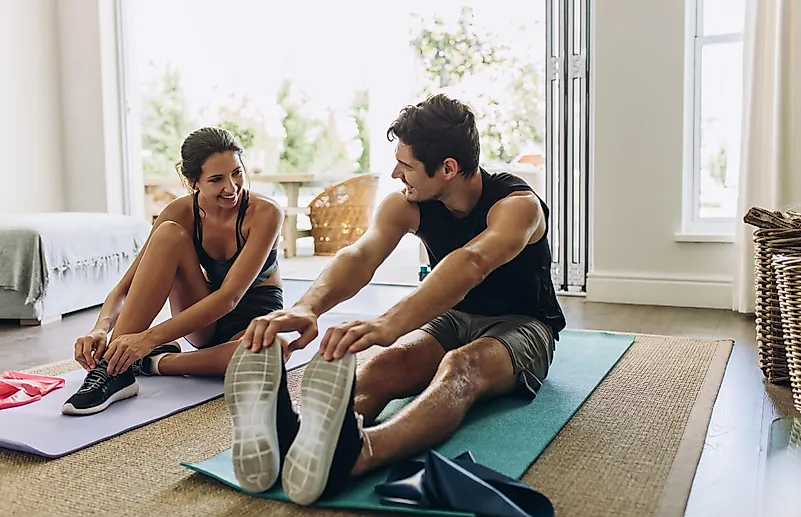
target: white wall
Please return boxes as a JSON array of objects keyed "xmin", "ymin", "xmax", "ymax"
[
  {"xmin": 0, "ymin": 0, "xmax": 66, "ymax": 213},
  {"xmin": 0, "ymin": 0, "xmax": 125, "ymax": 216},
  {"xmin": 586, "ymin": 0, "xmax": 734, "ymax": 309}
]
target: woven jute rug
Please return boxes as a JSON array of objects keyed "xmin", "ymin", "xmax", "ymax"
[{"xmin": 0, "ymin": 334, "xmax": 732, "ymax": 517}]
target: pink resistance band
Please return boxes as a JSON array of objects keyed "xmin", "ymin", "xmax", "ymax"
[{"xmin": 0, "ymin": 371, "xmax": 65, "ymax": 410}]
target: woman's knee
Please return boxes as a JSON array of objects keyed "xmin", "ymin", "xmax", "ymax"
[{"xmin": 150, "ymin": 221, "xmax": 193, "ymax": 250}]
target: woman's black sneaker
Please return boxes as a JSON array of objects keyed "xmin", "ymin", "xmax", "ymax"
[
  {"xmin": 131, "ymin": 342, "xmax": 182, "ymax": 376},
  {"xmin": 61, "ymin": 360, "xmax": 139, "ymax": 415}
]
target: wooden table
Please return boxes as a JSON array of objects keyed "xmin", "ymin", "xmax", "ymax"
[
  {"xmin": 258, "ymin": 173, "xmax": 359, "ymax": 257},
  {"xmin": 143, "ymin": 173, "xmax": 360, "ymax": 258}
]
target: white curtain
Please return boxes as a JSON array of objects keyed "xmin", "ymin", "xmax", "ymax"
[{"xmin": 732, "ymin": 0, "xmax": 801, "ymax": 314}]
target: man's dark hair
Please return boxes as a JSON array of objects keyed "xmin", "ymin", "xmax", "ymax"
[{"xmin": 386, "ymin": 93, "xmax": 480, "ymax": 178}]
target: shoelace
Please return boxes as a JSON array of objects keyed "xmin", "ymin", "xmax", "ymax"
[
  {"xmin": 355, "ymin": 412, "xmax": 373, "ymax": 457},
  {"xmin": 78, "ymin": 362, "xmax": 111, "ymax": 392},
  {"xmin": 130, "ymin": 359, "xmax": 145, "ymax": 376}
]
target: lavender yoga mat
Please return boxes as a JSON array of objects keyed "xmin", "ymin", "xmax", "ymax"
[{"xmin": 0, "ymin": 313, "xmax": 364, "ymax": 459}]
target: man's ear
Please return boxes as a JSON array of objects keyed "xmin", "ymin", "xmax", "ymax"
[{"xmin": 441, "ymin": 158, "xmax": 460, "ymax": 179}]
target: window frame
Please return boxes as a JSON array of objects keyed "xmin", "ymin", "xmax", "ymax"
[{"xmin": 681, "ymin": 0, "xmax": 744, "ymax": 239}]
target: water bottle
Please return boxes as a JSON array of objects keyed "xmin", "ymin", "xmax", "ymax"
[{"xmin": 419, "ymin": 265, "xmax": 430, "ymax": 282}]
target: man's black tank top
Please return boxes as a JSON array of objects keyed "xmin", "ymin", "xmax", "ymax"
[{"xmin": 415, "ymin": 168, "xmax": 566, "ymax": 339}]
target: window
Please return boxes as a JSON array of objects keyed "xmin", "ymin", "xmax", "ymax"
[{"xmin": 682, "ymin": 0, "xmax": 746, "ymax": 237}]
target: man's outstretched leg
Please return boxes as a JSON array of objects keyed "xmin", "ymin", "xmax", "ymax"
[
  {"xmin": 352, "ymin": 330, "xmax": 445, "ymax": 424},
  {"xmin": 352, "ymin": 337, "xmax": 517, "ymax": 476},
  {"xmin": 352, "ymin": 313, "xmax": 554, "ymax": 475},
  {"xmin": 278, "ymin": 331, "xmax": 443, "ymax": 505},
  {"xmin": 279, "ymin": 337, "xmax": 515, "ymax": 506},
  {"xmin": 280, "ymin": 312, "xmax": 553, "ymax": 505}
]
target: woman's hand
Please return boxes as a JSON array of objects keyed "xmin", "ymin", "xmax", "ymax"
[
  {"xmin": 74, "ymin": 330, "xmax": 109, "ymax": 370},
  {"xmin": 103, "ymin": 332, "xmax": 157, "ymax": 376}
]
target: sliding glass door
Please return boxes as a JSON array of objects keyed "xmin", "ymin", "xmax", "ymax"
[
  {"xmin": 117, "ymin": 0, "xmax": 589, "ymax": 291},
  {"xmin": 547, "ymin": 0, "xmax": 590, "ymax": 293}
]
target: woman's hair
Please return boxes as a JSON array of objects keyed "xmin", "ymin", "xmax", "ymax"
[
  {"xmin": 175, "ymin": 126, "xmax": 248, "ymax": 191},
  {"xmin": 386, "ymin": 93, "xmax": 481, "ymax": 178}
]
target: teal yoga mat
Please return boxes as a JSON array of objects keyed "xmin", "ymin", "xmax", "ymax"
[{"xmin": 183, "ymin": 330, "xmax": 634, "ymax": 515}]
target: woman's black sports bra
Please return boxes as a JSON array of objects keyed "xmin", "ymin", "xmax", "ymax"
[{"xmin": 192, "ymin": 189, "xmax": 278, "ymax": 291}]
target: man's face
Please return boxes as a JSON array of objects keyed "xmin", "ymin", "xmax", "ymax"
[{"xmin": 390, "ymin": 143, "xmax": 443, "ymax": 202}]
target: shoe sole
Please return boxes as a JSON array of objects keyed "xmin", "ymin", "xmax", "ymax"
[
  {"xmin": 61, "ymin": 381, "xmax": 140, "ymax": 415},
  {"xmin": 224, "ymin": 340, "xmax": 283, "ymax": 493},
  {"xmin": 282, "ymin": 352, "xmax": 356, "ymax": 506}
]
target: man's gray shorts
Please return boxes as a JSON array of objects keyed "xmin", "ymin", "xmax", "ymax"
[{"xmin": 420, "ymin": 309, "xmax": 555, "ymax": 399}]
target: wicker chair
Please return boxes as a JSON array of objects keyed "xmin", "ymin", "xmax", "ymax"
[{"xmin": 306, "ymin": 174, "xmax": 380, "ymax": 256}]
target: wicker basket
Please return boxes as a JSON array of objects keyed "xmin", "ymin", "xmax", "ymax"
[
  {"xmin": 789, "ymin": 417, "xmax": 801, "ymax": 451},
  {"xmin": 774, "ymin": 254, "xmax": 801, "ymax": 412},
  {"xmin": 755, "ymin": 228, "xmax": 801, "ymax": 383},
  {"xmin": 308, "ymin": 174, "xmax": 380, "ymax": 256}
]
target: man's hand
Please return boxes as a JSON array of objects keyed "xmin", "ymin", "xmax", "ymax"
[
  {"xmin": 103, "ymin": 332, "xmax": 157, "ymax": 376},
  {"xmin": 74, "ymin": 330, "xmax": 109, "ymax": 370},
  {"xmin": 241, "ymin": 305, "xmax": 319, "ymax": 353},
  {"xmin": 319, "ymin": 317, "xmax": 403, "ymax": 361}
]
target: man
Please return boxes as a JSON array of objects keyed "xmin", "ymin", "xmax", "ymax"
[{"xmin": 223, "ymin": 93, "xmax": 566, "ymax": 505}]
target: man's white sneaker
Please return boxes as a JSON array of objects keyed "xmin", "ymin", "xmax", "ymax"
[
  {"xmin": 281, "ymin": 352, "xmax": 364, "ymax": 505},
  {"xmin": 224, "ymin": 341, "xmax": 299, "ymax": 493}
]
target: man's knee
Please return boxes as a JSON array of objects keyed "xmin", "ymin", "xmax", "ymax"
[
  {"xmin": 437, "ymin": 348, "xmax": 482, "ymax": 399},
  {"xmin": 364, "ymin": 345, "xmax": 415, "ymax": 379},
  {"xmin": 359, "ymin": 338, "xmax": 442, "ymax": 400}
]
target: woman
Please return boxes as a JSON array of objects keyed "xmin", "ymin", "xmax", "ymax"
[{"xmin": 63, "ymin": 127, "xmax": 286, "ymax": 415}]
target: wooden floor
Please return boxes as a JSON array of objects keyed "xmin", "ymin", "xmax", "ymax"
[{"xmin": 1, "ymin": 281, "xmax": 798, "ymax": 516}]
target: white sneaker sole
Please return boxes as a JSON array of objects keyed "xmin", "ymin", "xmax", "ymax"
[
  {"xmin": 61, "ymin": 381, "xmax": 140, "ymax": 415},
  {"xmin": 224, "ymin": 341, "xmax": 283, "ymax": 493},
  {"xmin": 282, "ymin": 352, "xmax": 356, "ymax": 506}
]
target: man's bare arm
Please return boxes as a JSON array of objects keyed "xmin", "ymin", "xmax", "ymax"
[
  {"xmin": 380, "ymin": 192, "xmax": 546, "ymax": 336},
  {"xmin": 295, "ymin": 191, "xmax": 419, "ymax": 316}
]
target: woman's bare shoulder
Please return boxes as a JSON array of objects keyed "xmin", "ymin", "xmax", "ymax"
[
  {"xmin": 248, "ymin": 191, "xmax": 283, "ymax": 218},
  {"xmin": 155, "ymin": 193, "xmax": 195, "ymax": 229}
]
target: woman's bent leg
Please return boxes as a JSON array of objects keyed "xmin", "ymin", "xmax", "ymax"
[
  {"xmin": 155, "ymin": 333, "xmax": 290, "ymax": 377},
  {"xmin": 113, "ymin": 222, "xmax": 214, "ymax": 346}
]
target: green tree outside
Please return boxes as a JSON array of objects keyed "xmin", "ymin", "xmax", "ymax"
[
  {"xmin": 138, "ymin": 7, "xmax": 543, "ymax": 181},
  {"xmin": 350, "ymin": 88, "xmax": 370, "ymax": 173},
  {"xmin": 275, "ymin": 79, "xmax": 364, "ymax": 174},
  {"xmin": 140, "ymin": 65, "xmax": 196, "ymax": 177},
  {"xmin": 410, "ymin": 6, "xmax": 544, "ymax": 163}
]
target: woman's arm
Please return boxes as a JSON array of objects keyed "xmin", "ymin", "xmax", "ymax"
[{"xmin": 143, "ymin": 198, "xmax": 284, "ymax": 346}]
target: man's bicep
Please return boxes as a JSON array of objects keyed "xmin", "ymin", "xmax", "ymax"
[
  {"xmin": 466, "ymin": 194, "xmax": 543, "ymax": 271},
  {"xmin": 488, "ymin": 193, "xmax": 544, "ymax": 243}
]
